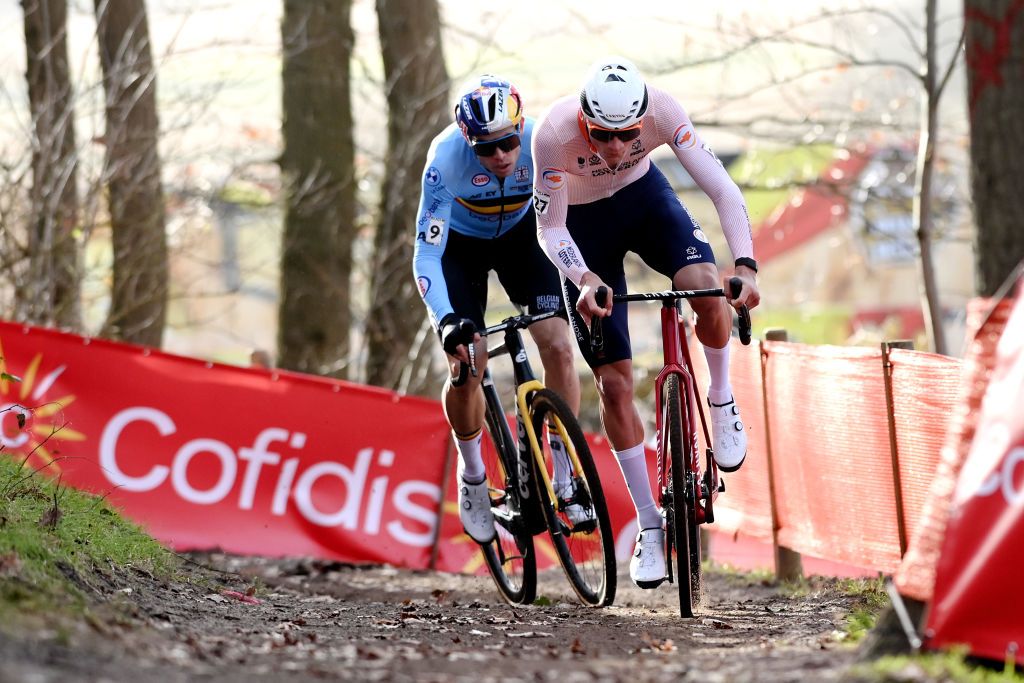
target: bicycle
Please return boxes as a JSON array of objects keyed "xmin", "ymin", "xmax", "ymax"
[
  {"xmin": 450, "ymin": 310, "xmax": 616, "ymax": 607},
  {"xmin": 592, "ymin": 278, "xmax": 751, "ymax": 617}
]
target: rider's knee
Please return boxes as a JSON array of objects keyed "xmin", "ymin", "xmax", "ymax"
[
  {"xmin": 539, "ymin": 335, "xmax": 575, "ymax": 368},
  {"xmin": 594, "ymin": 368, "xmax": 633, "ymax": 403}
]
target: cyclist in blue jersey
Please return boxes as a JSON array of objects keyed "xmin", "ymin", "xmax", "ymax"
[{"xmin": 412, "ymin": 75, "xmax": 581, "ymax": 545}]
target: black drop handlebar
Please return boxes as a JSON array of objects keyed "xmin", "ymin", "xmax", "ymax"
[
  {"xmin": 450, "ymin": 309, "xmax": 563, "ymax": 387},
  {"xmin": 590, "ymin": 277, "xmax": 752, "ymax": 356}
]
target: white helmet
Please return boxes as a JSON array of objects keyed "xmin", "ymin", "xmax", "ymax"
[{"xmin": 579, "ymin": 56, "xmax": 649, "ymax": 130}]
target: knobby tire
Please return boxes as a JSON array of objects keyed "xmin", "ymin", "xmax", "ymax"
[
  {"xmin": 664, "ymin": 374, "xmax": 701, "ymax": 617},
  {"xmin": 530, "ymin": 389, "xmax": 616, "ymax": 607},
  {"xmin": 480, "ymin": 405, "xmax": 537, "ymax": 605}
]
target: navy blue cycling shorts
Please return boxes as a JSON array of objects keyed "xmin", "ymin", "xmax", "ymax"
[
  {"xmin": 561, "ymin": 163, "xmax": 716, "ymax": 368},
  {"xmin": 441, "ymin": 209, "xmax": 564, "ymax": 330}
]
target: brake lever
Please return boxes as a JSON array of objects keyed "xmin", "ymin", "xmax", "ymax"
[
  {"xmin": 590, "ymin": 286, "xmax": 607, "ymax": 357},
  {"xmin": 728, "ymin": 277, "xmax": 752, "ymax": 346}
]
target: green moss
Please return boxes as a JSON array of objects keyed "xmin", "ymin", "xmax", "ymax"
[
  {"xmin": 856, "ymin": 649, "xmax": 1024, "ymax": 682},
  {"xmin": 0, "ymin": 455, "xmax": 179, "ymax": 622}
]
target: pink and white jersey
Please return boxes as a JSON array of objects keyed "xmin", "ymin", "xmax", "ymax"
[{"xmin": 532, "ymin": 85, "xmax": 753, "ymax": 287}]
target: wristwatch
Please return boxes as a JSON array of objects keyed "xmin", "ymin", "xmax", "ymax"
[{"xmin": 734, "ymin": 257, "xmax": 758, "ymax": 273}]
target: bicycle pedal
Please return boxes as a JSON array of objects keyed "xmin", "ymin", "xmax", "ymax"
[{"xmin": 570, "ymin": 519, "xmax": 598, "ymax": 534}]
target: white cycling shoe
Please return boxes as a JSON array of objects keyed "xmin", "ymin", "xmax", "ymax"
[
  {"xmin": 709, "ymin": 397, "xmax": 747, "ymax": 472},
  {"xmin": 458, "ymin": 475, "xmax": 496, "ymax": 544},
  {"xmin": 630, "ymin": 527, "xmax": 667, "ymax": 589},
  {"xmin": 557, "ymin": 483, "xmax": 596, "ymax": 527}
]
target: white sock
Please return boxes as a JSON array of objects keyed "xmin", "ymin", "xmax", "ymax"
[
  {"xmin": 613, "ymin": 443, "xmax": 662, "ymax": 530},
  {"xmin": 454, "ymin": 429, "xmax": 485, "ymax": 483},
  {"xmin": 703, "ymin": 343, "xmax": 733, "ymax": 406},
  {"xmin": 549, "ymin": 427, "xmax": 572, "ymax": 490}
]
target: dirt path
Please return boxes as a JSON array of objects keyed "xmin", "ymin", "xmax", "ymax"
[{"xmin": 0, "ymin": 552, "xmax": 893, "ymax": 683}]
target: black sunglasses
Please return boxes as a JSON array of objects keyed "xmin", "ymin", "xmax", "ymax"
[
  {"xmin": 588, "ymin": 126, "xmax": 642, "ymax": 143},
  {"xmin": 472, "ymin": 133, "xmax": 522, "ymax": 157}
]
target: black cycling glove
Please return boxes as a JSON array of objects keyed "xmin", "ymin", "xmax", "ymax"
[{"xmin": 439, "ymin": 316, "xmax": 477, "ymax": 356}]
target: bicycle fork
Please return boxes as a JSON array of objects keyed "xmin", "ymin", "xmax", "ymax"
[{"xmin": 515, "ymin": 380, "xmax": 588, "ymax": 534}]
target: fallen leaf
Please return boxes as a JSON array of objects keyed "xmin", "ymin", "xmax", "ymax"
[
  {"xmin": 703, "ymin": 618, "xmax": 733, "ymax": 630},
  {"xmin": 221, "ymin": 590, "xmax": 262, "ymax": 604}
]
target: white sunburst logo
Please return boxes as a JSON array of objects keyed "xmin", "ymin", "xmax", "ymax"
[{"xmin": 0, "ymin": 335, "xmax": 83, "ymax": 474}]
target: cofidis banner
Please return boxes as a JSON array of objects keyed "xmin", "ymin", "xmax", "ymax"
[
  {"xmin": 926, "ymin": 289, "xmax": 1024, "ymax": 664},
  {"xmin": 0, "ymin": 322, "xmax": 451, "ymax": 568}
]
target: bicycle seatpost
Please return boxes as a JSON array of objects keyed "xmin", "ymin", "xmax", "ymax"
[
  {"xmin": 590, "ymin": 287, "xmax": 607, "ymax": 357},
  {"xmin": 728, "ymin": 277, "xmax": 752, "ymax": 346}
]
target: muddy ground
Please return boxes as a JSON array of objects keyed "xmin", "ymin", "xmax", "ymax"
[{"xmin": 0, "ymin": 554, "xmax": 918, "ymax": 683}]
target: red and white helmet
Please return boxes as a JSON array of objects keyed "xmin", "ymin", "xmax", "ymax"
[{"xmin": 579, "ymin": 56, "xmax": 649, "ymax": 130}]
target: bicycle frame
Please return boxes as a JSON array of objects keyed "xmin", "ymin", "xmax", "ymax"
[
  {"xmin": 480, "ymin": 312, "xmax": 590, "ymax": 533},
  {"xmin": 651, "ymin": 300, "xmax": 718, "ymax": 524}
]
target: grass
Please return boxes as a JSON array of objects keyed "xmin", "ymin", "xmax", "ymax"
[
  {"xmin": 861, "ymin": 650, "xmax": 1024, "ymax": 682},
  {"xmin": 0, "ymin": 451, "xmax": 179, "ymax": 622}
]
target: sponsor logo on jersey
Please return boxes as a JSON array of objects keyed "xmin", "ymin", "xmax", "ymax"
[
  {"xmin": 686, "ymin": 246, "xmax": 700, "ymax": 260},
  {"xmin": 541, "ymin": 168, "xmax": 565, "ymax": 191},
  {"xmin": 514, "ymin": 166, "xmax": 530, "ymax": 182},
  {"xmin": 693, "ymin": 228, "xmax": 709, "ymax": 244},
  {"xmin": 577, "ymin": 156, "xmax": 586, "ymax": 168},
  {"xmin": 417, "ymin": 276, "xmax": 430, "ymax": 296},
  {"xmin": 472, "ymin": 173, "xmax": 490, "ymax": 187},
  {"xmin": 589, "ymin": 155, "xmax": 601, "ymax": 166},
  {"xmin": 425, "ymin": 166, "xmax": 441, "ymax": 186},
  {"xmin": 535, "ymin": 295, "xmax": 561, "ymax": 312},
  {"xmin": 701, "ymin": 142, "xmax": 723, "ymax": 166},
  {"xmin": 533, "ymin": 191, "xmax": 551, "ymax": 214},
  {"xmin": 673, "ymin": 124, "xmax": 697, "ymax": 150},
  {"xmin": 590, "ymin": 157, "xmax": 643, "ymax": 177},
  {"xmin": 557, "ymin": 245, "xmax": 582, "ymax": 269},
  {"xmin": 556, "ymin": 239, "xmax": 571, "ymax": 249}
]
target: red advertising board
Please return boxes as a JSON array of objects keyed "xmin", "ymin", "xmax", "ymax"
[
  {"xmin": 926, "ymin": 290, "xmax": 1024, "ymax": 664},
  {"xmin": 0, "ymin": 321, "xmax": 648, "ymax": 576},
  {"xmin": 0, "ymin": 322, "xmax": 451, "ymax": 569}
]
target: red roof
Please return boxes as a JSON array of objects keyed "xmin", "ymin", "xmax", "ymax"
[{"xmin": 753, "ymin": 151, "xmax": 872, "ymax": 264}]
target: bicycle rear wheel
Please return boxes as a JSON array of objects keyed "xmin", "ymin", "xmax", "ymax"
[
  {"xmin": 530, "ymin": 389, "xmax": 616, "ymax": 607},
  {"xmin": 664, "ymin": 373, "xmax": 701, "ymax": 617},
  {"xmin": 480, "ymin": 407, "xmax": 537, "ymax": 605}
]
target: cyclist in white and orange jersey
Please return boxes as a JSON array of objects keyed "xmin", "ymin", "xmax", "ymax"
[{"xmin": 532, "ymin": 56, "xmax": 761, "ymax": 589}]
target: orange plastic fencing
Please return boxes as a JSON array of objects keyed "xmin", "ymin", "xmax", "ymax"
[
  {"xmin": 765, "ymin": 343, "xmax": 905, "ymax": 573},
  {"xmin": 895, "ymin": 297, "xmax": 1014, "ymax": 601},
  {"xmin": 695, "ymin": 340, "xmax": 773, "ymax": 543},
  {"xmin": 887, "ymin": 349, "xmax": 962, "ymax": 551},
  {"xmin": 694, "ymin": 336, "xmax": 964, "ymax": 575}
]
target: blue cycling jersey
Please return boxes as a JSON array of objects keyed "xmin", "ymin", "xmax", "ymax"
[{"xmin": 412, "ymin": 118, "xmax": 536, "ymax": 327}]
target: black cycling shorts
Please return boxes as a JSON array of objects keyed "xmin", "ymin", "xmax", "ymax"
[
  {"xmin": 441, "ymin": 210, "xmax": 564, "ymax": 329},
  {"xmin": 561, "ymin": 164, "xmax": 716, "ymax": 368}
]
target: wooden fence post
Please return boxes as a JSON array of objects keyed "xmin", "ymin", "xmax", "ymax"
[
  {"xmin": 882, "ymin": 339, "xmax": 914, "ymax": 557},
  {"xmin": 762, "ymin": 328, "xmax": 803, "ymax": 582}
]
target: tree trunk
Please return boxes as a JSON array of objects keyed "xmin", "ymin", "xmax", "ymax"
[
  {"xmin": 914, "ymin": 0, "xmax": 948, "ymax": 354},
  {"xmin": 365, "ymin": 0, "xmax": 449, "ymax": 390},
  {"xmin": 22, "ymin": 0, "xmax": 81, "ymax": 329},
  {"xmin": 964, "ymin": 0, "xmax": 1024, "ymax": 295},
  {"xmin": 278, "ymin": 0, "xmax": 356, "ymax": 377},
  {"xmin": 94, "ymin": 0, "xmax": 168, "ymax": 346}
]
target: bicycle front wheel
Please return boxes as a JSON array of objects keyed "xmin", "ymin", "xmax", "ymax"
[
  {"xmin": 664, "ymin": 373, "xmax": 701, "ymax": 617},
  {"xmin": 530, "ymin": 389, "xmax": 616, "ymax": 607},
  {"xmin": 480, "ymin": 407, "xmax": 537, "ymax": 605}
]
